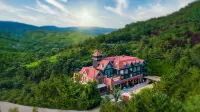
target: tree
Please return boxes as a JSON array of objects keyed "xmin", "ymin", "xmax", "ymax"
[
  {"xmin": 110, "ymin": 87, "xmax": 121, "ymax": 103},
  {"xmin": 8, "ymin": 107, "xmax": 19, "ymax": 112},
  {"xmin": 32, "ymin": 107, "xmax": 38, "ymax": 112},
  {"xmin": 100, "ymin": 96, "xmax": 117, "ymax": 112},
  {"xmin": 184, "ymin": 95, "xmax": 200, "ymax": 112}
]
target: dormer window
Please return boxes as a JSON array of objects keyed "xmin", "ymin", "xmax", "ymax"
[
  {"xmin": 137, "ymin": 66, "xmax": 140, "ymax": 71},
  {"xmin": 125, "ymin": 69, "xmax": 128, "ymax": 74},
  {"xmin": 120, "ymin": 70, "xmax": 124, "ymax": 75},
  {"xmin": 134, "ymin": 66, "xmax": 137, "ymax": 71}
]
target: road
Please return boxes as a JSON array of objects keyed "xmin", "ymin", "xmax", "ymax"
[
  {"xmin": 0, "ymin": 101, "xmax": 100, "ymax": 112},
  {"xmin": 0, "ymin": 83, "xmax": 152, "ymax": 112}
]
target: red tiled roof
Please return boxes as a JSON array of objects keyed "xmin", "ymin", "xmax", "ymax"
[
  {"xmin": 93, "ymin": 51, "xmax": 102, "ymax": 56},
  {"xmin": 96, "ymin": 60, "xmax": 110, "ymax": 70},
  {"xmin": 94, "ymin": 56, "xmax": 144, "ymax": 70},
  {"xmin": 103, "ymin": 56, "xmax": 144, "ymax": 69},
  {"xmin": 79, "ymin": 55, "xmax": 144, "ymax": 80},
  {"xmin": 79, "ymin": 67, "xmax": 100, "ymax": 79}
]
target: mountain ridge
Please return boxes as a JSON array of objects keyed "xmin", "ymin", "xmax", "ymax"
[
  {"xmin": 0, "ymin": 21, "xmax": 117, "ymax": 36},
  {"xmin": 0, "ymin": 0, "xmax": 200, "ymax": 111}
]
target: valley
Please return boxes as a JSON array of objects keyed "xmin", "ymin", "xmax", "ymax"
[{"xmin": 0, "ymin": 0, "xmax": 200, "ymax": 112}]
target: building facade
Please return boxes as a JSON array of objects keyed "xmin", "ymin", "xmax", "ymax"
[{"xmin": 76, "ymin": 51, "xmax": 147, "ymax": 91}]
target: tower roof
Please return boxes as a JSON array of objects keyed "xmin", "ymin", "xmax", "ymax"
[{"xmin": 93, "ymin": 51, "xmax": 102, "ymax": 56}]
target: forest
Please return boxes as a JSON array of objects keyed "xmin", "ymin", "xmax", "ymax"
[{"xmin": 0, "ymin": 0, "xmax": 200, "ymax": 111}]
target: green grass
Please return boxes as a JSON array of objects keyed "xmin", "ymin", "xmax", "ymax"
[
  {"xmin": 25, "ymin": 50, "xmax": 72, "ymax": 68},
  {"xmin": 26, "ymin": 60, "xmax": 42, "ymax": 68},
  {"xmin": 25, "ymin": 30, "xmax": 93, "ymax": 45},
  {"xmin": 49, "ymin": 56, "xmax": 57, "ymax": 63}
]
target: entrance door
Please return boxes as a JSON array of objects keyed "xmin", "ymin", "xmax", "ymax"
[
  {"xmin": 128, "ymin": 80, "xmax": 133, "ymax": 87},
  {"xmin": 134, "ymin": 79, "xmax": 138, "ymax": 84},
  {"xmin": 99, "ymin": 78, "xmax": 103, "ymax": 84}
]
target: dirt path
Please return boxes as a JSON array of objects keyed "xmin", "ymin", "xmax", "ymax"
[{"xmin": 0, "ymin": 101, "xmax": 100, "ymax": 112}]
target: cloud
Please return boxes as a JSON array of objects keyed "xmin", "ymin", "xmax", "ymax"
[
  {"xmin": 104, "ymin": 0, "xmax": 128, "ymax": 16},
  {"xmin": 103, "ymin": 0, "xmax": 196, "ymax": 28},
  {"xmin": 131, "ymin": 0, "xmax": 196, "ymax": 22},
  {"xmin": 0, "ymin": 0, "xmax": 196, "ymax": 28},
  {"xmin": 45, "ymin": 0, "xmax": 70, "ymax": 14},
  {"xmin": 131, "ymin": 3, "xmax": 175, "ymax": 21},
  {"xmin": 177, "ymin": 0, "xmax": 196, "ymax": 7},
  {"xmin": 0, "ymin": 1, "xmax": 23, "ymax": 13},
  {"xmin": 18, "ymin": 14, "xmax": 38, "ymax": 22},
  {"xmin": 60, "ymin": 0, "xmax": 68, "ymax": 2},
  {"xmin": 25, "ymin": 0, "xmax": 56, "ymax": 15}
]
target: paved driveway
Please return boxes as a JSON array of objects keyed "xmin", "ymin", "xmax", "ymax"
[
  {"xmin": 0, "ymin": 83, "xmax": 152, "ymax": 112},
  {"xmin": 0, "ymin": 101, "xmax": 100, "ymax": 112}
]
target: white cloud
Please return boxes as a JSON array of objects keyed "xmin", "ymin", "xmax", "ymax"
[
  {"xmin": 18, "ymin": 14, "xmax": 38, "ymax": 22},
  {"xmin": 45, "ymin": 0, "xmax": 71, "ymax": 15},
  {"xmin": 25, "ymin": 0, "xmax": 56, "ymax": 15},
  {"xmin": 60, "ymin": 0, "xmax": 68, "ymax": 3},
  {"xmin": 131, "ymin": 3, "xmax": 175, "ymax": 21},
  {"xmin": 131, "ymin": 0, "xmax": 196, "ymax": 22},
  {"xmin": 0, "ymin": 1, "xmax": 23, "ymax": 13},
  {"xmin": 104, "ymin": 0, "xmax": 128, "ymax": 16},
  {"xmin": 103, "ymin": 0, "xmax": 196, "ymax": 28},
  {"xmin": 177, "ymin": 0, "xmax": 196, "ymax": 7},
  {"xmin": 0, "ymin": 0, "xmax": 197, "ymax": 28}
]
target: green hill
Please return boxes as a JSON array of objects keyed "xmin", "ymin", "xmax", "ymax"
[
  {"xmin": 0, "ymin": 30, "xmax": 92, "ymax": 52},
  {"xmin": 0, "ymin": 0, "xmax": 200, "ymax": 111},
  {"xmin": 0, "ymin": 21, "xmax": 116, "ymax": 36}
]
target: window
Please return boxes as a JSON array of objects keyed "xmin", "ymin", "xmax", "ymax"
[
  {"xmin": 121, "ymin": 75, "xmax": 124, "ymax": 79},
  {"xmin": 107, "ymin": 71, "xmax": 110, "ymax": 77},
  {"xmin": 125, "ymin": 69, "xmax": 128, "ymax": 74},
  {"xmin": 107, "ymin": 64, "xmax": 111, "ymax": 68},
  {"xmin": 130, "ymin": 74, "xmax": 132, "ymax": 77},
  {"xmin": 110, "ymin": 71, "xmax": 113, "ymax": 77},
  {"xmin": 134, "ymin": 67, "xmax": 137, "ymax": 71},
  {"xmin": 130, "ymin": 68, "xmax": 132, "ymax": 71},
  {"xmin": 84, "ymin": 77, "xmax": 87, "ymax": 82},
  {"xmin": 137, "ymin": 66, "xmax": 140, "ymax": 71},
  {"xmin": 99, "ymin": 78, "xmax": 103, "ymax": 84},
  {"xmin": 124, "ymin": 75, "xmax": 126, "ymax": 79},
  {"xmin": 120, "ymin": 70, "xmax": 124, "ymax": 75}
]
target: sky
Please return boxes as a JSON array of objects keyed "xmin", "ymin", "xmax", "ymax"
[{"xmin": 0, "ymin": 0, "xmax": 196, "ymax": 28}]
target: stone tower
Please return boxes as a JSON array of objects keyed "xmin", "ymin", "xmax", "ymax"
[{"xmin": 92, "ymin": 50, "xmax": 102, "ymax": 68}]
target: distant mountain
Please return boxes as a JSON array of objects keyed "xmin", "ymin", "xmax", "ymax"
[
  {"xmin": 40, "ymin": 26, "xmax": 117, "ymax": 36},
  {"xmin": 0, "ymin": 30, "xmax": 93, "ymax": 53},
  {"xmin": 0, "ymin": 21, "xmax": 117, "ymax": 36},
  {"xmin": 0, "ymin": 21, "xmax": 38, "ymax": 37}
]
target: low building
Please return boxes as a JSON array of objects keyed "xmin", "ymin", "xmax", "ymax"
[{"xmin": 75, "ymin": 51, "xmax": 147, "ymax": 92}]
